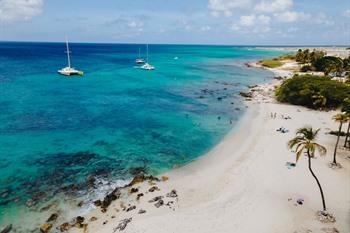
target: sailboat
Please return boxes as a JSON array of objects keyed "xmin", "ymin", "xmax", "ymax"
[
  {"xmin": 135, "ymin": 48, "xmax": 145, "ymax": 64},
  {"xmin": 58, "ymin": 37, "xmax": 84, "ymax": 76},
  {"xmin": 141, "ymin": 44, "xmax": 155, "ymax": 70}
]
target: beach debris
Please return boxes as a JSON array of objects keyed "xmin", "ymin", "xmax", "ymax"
[
  {"xmin": 114, "ymin": 218, "xmax": 132, "ymax": 231},
  {"xmin": 316, "ymin": 211, "xmax": 336, "ymax": 223},
  {"xmin": 321, "ymin": 227, "xmax": 339, "ymax": 233},
  {"xmin": 59, "ymin": 222, "xmax": 70, "ymax": 232},
  {"xmin": 111, "ymin": 215, "xmax": 116, "ymax": 219},
  {"xmin": 296, "ymin": 198, "xmax": 304, "ymax": 205},
  {"xmin": 46, "ymin": 213, "xmax": 58, "ymax": 222},
  {"xmin": 138, "ymin": 209, "xmax": 146, "ymax": 214},
  {"xmin": 166, "ymin": 190, "xmax": 178, "ymax": 198},
  {"xmin": 154, "ymin": 199, "xmax": 164, "ymax": 208},
  {"xmin": 277, "ymin": 127, "xmax": 289, "ymax": 133},
  {"xmin": 161, "ymin": 176, "xmax": 169, "ymax": 182},
  {"xmin": 285, "ymin": 162, "xmax": 296, "ymax": 169},
  {"xmin": 90, "ymin": 216, "xmax": 97, "ymax": 222},
  {"xmin": 126, "ymin": 205, "xmax": 136, "ymax": 212},
  {"xmin": 166, "ymin": 201, "xmax": 174, "ymax": 206},
  {"xmin": 136, "ymin": 193, "xmax": 144, "ymax": 200},
  {"xmin": 130, "ymin": 187, "xmax": 139, "ymax": 194},
  {"xmin": 148, "ymin": 196, "xmax": 163, "ymax": 203},
  {"xmin": 103, "ymin": 221, "xmax": 108, "ymax": 225},
  {"xmin": 0, "ymin": 224, "xmax": 12, "ymax": 233},
  {"xmin": 40, "ymin": 223, "xmax": 52, "ymax": 233},
  {"xmin": 148, "ymin": 186, "xmax": 160, "ymax": 192},
  {"xmin": 328, "ymin": 162, "xmax": 342, "ymax": 169}
]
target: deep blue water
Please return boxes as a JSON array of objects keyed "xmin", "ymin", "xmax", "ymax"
[{"xmin": 0, "ymin": 42, "xmax": 283, "ymax": 230}]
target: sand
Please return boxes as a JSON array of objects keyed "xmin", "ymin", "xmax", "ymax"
[{"xmin": 68, "ymin": 61, "xmax": 350, "ymax": 233}]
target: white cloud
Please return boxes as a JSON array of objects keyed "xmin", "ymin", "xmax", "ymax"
[
  {"xmin": 343, "ymin": 9, "xmax": 350, "ymax": 17},
  {"xmin": 274, "ymin": 11, "xmax": 309, "ymax": 23},
  {"xmin": 255, "ymin": 0, "xmax": 293, "ymax": 13},
  {"xmin": 200, "ymin": 25, "xmax": 211, "ymax": 31},
  {"xmin": 232, "ymin": 14, "xmax": 271, "ymax": 33},
  {"xmin": 0, "ymin": 0, "xmax": 43, "ymax": 23},
  {"xmin": 238, "ymin": 14, "xmax": 270, "ymax": 27},
  {"xmin": 208, "ymin": 0, "xmax": 252, "ymax": 17},
  {"xmin": 313, "ymin": 13, "xmax": 334, "ymax": 26},
  {"xmin": 239, "ymin": 15, "xmax": 256, "ymax": 26}
]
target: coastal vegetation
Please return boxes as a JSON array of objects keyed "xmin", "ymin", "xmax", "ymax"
[
  {"xmin": 260, "ymin": 59, "xmax": 283, "ymax": 68},
  {"xmin": 288, "ymin": 127, "xmax": 327, "ymax": 211},
  {"xmin": 295, "ymin": 49, "xmax": 350, "ymax": 75},
  {"xmin": 276, "ymin": 75, "xmax": 350, "ymax": 109}
]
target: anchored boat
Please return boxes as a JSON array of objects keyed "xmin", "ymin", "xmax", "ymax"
[{"xmin": 58, "ymin": 37, "xmax": 84, "ymax": 76}]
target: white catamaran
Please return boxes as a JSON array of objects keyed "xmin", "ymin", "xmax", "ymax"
[
  {"xmin": 135, "ymin": 47, "xmax": 145, "ymax": 64},
  {"xmin": 58, "ymin": 37, "xmax": 84, "ymax": 76},
  {"xmin": 141, "ymin": 44, "xmax": 155, "ymax": 70}
]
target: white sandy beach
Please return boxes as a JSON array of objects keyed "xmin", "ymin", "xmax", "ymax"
[{"xmin": 69, "ymin": 61, "xmax": 350, "ymax": 233}]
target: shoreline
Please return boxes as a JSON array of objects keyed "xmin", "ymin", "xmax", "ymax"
[{"xmin": 70, "ymin": 58, "xmax": 349, "ymax": 233}]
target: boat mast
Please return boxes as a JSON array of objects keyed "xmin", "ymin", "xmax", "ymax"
[
  {"xmin": 138, "ymin": 48, "xmax": 141, "ymax": 59},
  {"xmin": 146, "ymin": 44, "xmax": 149, "ymax": 63},
  {"xmin": 65, "ymin": 36, "xmax": 71, "ymax": 68}
]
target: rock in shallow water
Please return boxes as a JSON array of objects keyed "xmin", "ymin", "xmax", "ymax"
[
  {"xmin": 46, "ymin": 213, "xmax": 58, "ymax": 222},
  {"xmin": 40, "ymin": 223, "xmax": 52, "ymax": 233},
  {"xmin": 0, "ymin": 224, "xmax": 12, "ymax": 233}
]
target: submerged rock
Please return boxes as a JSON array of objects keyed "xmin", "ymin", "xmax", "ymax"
[
  {"xmin": 46, "ymin": 213, "xmax": 58, "ymax": 222},
  {"xmin": 40, "ymin": 223, "xmax": 52, "ymax": 233},
  {"xmin": 0, "ymin": 224, "xmax": 12, "ymax": 233}
]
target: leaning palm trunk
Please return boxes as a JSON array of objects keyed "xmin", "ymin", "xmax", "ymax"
[
  {"xmin": 344, "ymin": 122, "xmax": 350, "ymax": 148},
  {"xmin": 307, "ymin": 150, "xmax": 327, "ymax": 211},
  {"xmin": 333, "ymin": 122, "xmax": 342, "ymax": 164}
]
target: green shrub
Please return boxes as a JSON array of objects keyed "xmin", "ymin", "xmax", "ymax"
[
  {"xmin": 276, "ymin": 75, "xmax": 350, "ymax": 109},
  {"xmin": 300, "ymin": 65, "xmax": 315, "ymax": 72},
  {"xmin": 260, "ymin": 59, "xmax": 283, "ymax": 68},
  {"xmin": 313, "ymin": 56, "xmax": 343, "ymax": 74}
]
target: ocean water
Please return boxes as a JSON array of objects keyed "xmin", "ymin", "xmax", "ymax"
[{"xmin": 0, "ymin": 42, "xmax": 283, "ymax": 230}]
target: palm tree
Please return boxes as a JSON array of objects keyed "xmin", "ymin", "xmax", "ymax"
[
  {"xmin": 288, "ymin": 127, "xmax": 327, "ymax": 211},
  {"xmin": 332, "ymin": 113, "xmax": 349, "ymax": 164}
]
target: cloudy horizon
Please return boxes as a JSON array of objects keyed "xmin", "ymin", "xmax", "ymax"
[{"xmin": 0, "ymin": 0, "xmax": 349, "ymax": 45}]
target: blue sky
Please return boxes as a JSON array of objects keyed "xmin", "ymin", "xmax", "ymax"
[{"xmin": 0, "ymin": 0, "xmax": 349, "ymax": 45}]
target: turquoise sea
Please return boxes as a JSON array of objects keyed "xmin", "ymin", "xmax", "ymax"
[{"xmin": 0, "ymin": 43, "xmax": 283, "ymax": 231}]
